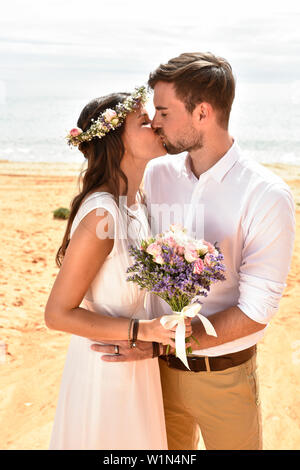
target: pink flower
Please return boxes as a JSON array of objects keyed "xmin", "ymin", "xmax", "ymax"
[
  {"xmin": 193, "ymin": 258, "xmax": 204, "ymax": 274},
  {"xmin": 146, "ymin": 242, "xmax": 162, "ymax": 258},
  {"xmin": 186, "ymin": 242, "xmax": 197, "ymax": 251},
  {"xmin": 103, "ymin": 109, "xmax": 117, "ymax": 122},
  {"xmin": 163, "ymin": 236, "xmax": 177, "ymax": 248},
  {"xmin": 184, "ymin": 243, "xmax": 199, "ymax": 263},
  {"xmin": 154, "ymin": 255, "xmax": 165, "ymax": 265},
  {"xmin": 176, "ymin": 246, "xmax": 185, "ymax": 256},
  {"xmin": 146, "ymin": 242, "xmax": 165, "ymax": 264},
  {"xmin": 69, "ymin": 127, "xmax": 82, "ymax": 137},
  {"xmin": 203, "ymin": 241, "xmax": 216, "ymax": 254},
  {"xmin": 204, "ymin": 253, "xmax": 213, "ymax": 267}
]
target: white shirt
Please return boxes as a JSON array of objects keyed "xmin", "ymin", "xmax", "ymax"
[{"xmin": 143, "ymin": 141, "xmax": 296, "ymax": 356}]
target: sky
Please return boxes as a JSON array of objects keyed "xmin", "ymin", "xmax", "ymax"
[
  {"xmin": 1, "ymin": 0, "xmax": 300, "ymax": 101},
  {"xmin": 0, "ymin": 0, "xmax": 300, "ymax": 166}
]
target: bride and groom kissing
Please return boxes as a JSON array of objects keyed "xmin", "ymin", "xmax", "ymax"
[{"xmin": 45, "ymin": 52, "xmax": 295, "ymax": 450}]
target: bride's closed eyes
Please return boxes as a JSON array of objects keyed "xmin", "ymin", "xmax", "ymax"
[{"xmin": 138, "ymin": 112, "xmax": 151, "ymax": 126}]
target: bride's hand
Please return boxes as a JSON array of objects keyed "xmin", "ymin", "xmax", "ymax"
[{"xmin": 139, "ymin": 317, "xmax": 192, "ymax": 346}]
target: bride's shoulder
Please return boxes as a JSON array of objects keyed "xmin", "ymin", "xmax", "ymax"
[
  {"xmin": 72, "ymin": 190, "xmax": 117, "ymax": 240},
  {"xmin": 76, "ymin": 186, "xmax": 117, "ymax": 221}
]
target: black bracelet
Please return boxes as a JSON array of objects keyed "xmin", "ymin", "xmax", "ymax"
[
  {"xmin": 152, "ymin": 342, "xmax": 160, "ymax": 358},
  {"xmin": 131, "ymin": 319, "xmax": 139, "ymax": 348},
  {"xmin": 128, "ymin": 318, "xmax": 135, "ymax": 348}
]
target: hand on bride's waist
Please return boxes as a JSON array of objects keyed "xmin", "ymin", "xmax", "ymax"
[
  {"xmin": 90, "ymin": 339, "xmax": 180, "ymax": 362},
  {"xmin": 91, "ymin": 339, "xmax": 155, "ymax": 362}
]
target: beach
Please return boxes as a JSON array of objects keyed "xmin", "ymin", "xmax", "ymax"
[{"xmin": 0, "ymin": 159, "xmax": 299, "ymax": 450}]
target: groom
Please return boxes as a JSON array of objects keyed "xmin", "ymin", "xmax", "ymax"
[{"xmin": 92, "ymin": 52, "xmax": 295, "ymax": 450}]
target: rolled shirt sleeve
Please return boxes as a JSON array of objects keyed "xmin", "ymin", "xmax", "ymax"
[{"xmin": 238, "ymin": 183, "xmax": 296, "ymax": 324}]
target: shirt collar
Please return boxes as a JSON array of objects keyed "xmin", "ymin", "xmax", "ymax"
[{"xmin": 182, "ymin": 140, "xmax": 241, "ymax": 183}]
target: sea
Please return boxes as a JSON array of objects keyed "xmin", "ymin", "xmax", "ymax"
[{"xmin": 0, "ymin": 80, "xmax": 299, "ymax": 166}]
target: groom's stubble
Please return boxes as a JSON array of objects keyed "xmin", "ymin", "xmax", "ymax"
[{"xmin": 155, "ymin": 126, "xmax": 204, "ymax": 155}]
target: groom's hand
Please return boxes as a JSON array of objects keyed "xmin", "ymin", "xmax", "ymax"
[{"xmin": 90, "ymin": 340, "xmax": 160, "ymax": 362}]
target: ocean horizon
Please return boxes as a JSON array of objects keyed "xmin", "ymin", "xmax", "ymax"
[{"xmin": 1, "ymin": 80, "xmax": 299, "ymax": 166}]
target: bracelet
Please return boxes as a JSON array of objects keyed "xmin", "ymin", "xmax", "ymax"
[
  {"xmin": 152, "ymin": 342, "xmax": 160, "ymax": 358},
  {"xmin": 131, "ymin": 319, "xmax": 139, "ymax": 348},
  {"xmin": 128, "ymin": 318, "xmax": 135, "ymax": 348}
]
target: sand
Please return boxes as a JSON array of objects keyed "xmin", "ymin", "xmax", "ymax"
[{"xmin": 0, "ymin": 159, "xmax": 299, "ymax": 450}]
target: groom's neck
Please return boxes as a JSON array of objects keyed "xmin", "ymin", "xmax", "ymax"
[{"xmin": 189, "ymin": 130, "xmax": 234, "ymax": 180}]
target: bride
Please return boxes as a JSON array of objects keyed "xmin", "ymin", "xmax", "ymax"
[{"xmin": 45, "ymin": 87, "xmax": 191, "ymax": 450}]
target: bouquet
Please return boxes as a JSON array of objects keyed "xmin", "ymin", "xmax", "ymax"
[{"xmin": 126, "ymin": 224, "xmax": 226, "ymax": 369}]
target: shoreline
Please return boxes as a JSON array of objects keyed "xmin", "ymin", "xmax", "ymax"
[
  {"xmin": 0, "ymin": 160, "xmax": 84, "ymax": 177},
  {"xmin": 0, "ymin": 159, "xmax": 299, "ymax": 205},
  {"xmin": 0, "ymin": 160, "xmax": 299, "ymax": 449},
  {"xmin": 0, "ymin": 159, "xmax": 299, "ymax": 178}
]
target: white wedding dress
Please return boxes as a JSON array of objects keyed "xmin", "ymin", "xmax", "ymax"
[{"xmin": 49, "ymin": 192, "xmax": 167, "ymax": 450}]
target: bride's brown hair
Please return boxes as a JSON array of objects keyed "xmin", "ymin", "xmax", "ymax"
[{"xmin": 56, "ymin": 92, "xmax": 130, "ymax": 267}]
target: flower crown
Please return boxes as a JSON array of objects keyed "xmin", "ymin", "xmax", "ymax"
[{"xmin": 66, "ymin": 86, "xmax": 148, "ymax": 147}]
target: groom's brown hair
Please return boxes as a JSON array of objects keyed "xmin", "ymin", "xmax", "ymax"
[{"xmin": 148, "ymin": 52, "xmax": 235, "ymax": 129}]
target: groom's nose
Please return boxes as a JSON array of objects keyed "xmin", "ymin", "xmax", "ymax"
[{"xmin": 151, "ymin": 113, "xmax": 161, "ymax": 131}]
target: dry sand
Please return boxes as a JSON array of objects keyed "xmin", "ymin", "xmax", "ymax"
[{"xmin": 0, "ymin": 159, "xmax": 299, "ymax": 450}]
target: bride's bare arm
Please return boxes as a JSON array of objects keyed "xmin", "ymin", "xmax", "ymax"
[{"xmin": 45, "ymin": 210, "xmax": 188, "ymax": 344}]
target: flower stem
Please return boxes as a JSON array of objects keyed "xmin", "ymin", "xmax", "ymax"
[{"xmin": 191, "ymin": 335, "xmax": 201, "ymax": 346}]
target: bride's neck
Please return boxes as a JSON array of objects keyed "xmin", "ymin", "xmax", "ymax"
[
  {"xmin": 119, "ymin": 178, "xmax": 142, "ymax": 207},
  {"xmin": 119, "ymin": 158, "xmax": 146, "ymax": 207}
]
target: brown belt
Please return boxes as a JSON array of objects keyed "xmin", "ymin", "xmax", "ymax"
[{"xmin": 159, "ymin": 345, "xmax": 256, "ymax": 372}]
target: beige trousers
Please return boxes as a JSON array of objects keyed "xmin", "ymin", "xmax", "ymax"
[{"xmin": 158, "ymin": 354, "xmax": 262, "ymax": 450}]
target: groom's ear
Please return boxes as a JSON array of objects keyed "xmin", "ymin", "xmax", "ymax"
[{"xmin": 192, "ymin": 102, "xmax": 211, "ymax": 127}]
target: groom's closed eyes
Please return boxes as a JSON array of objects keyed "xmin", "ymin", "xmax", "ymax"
[{"xmin": 155, "ymin": 106, "xmax": 168, "ymax": 116}]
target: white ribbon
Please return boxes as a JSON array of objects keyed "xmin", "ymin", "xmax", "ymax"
[{"xmin": 160, "ymin": 303, "xmax": 217, "ymax": 370}]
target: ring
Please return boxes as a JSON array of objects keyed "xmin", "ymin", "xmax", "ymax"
[{"xmin": 114, "ymin": 345, "xmax": 119, "ymax": 355}]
